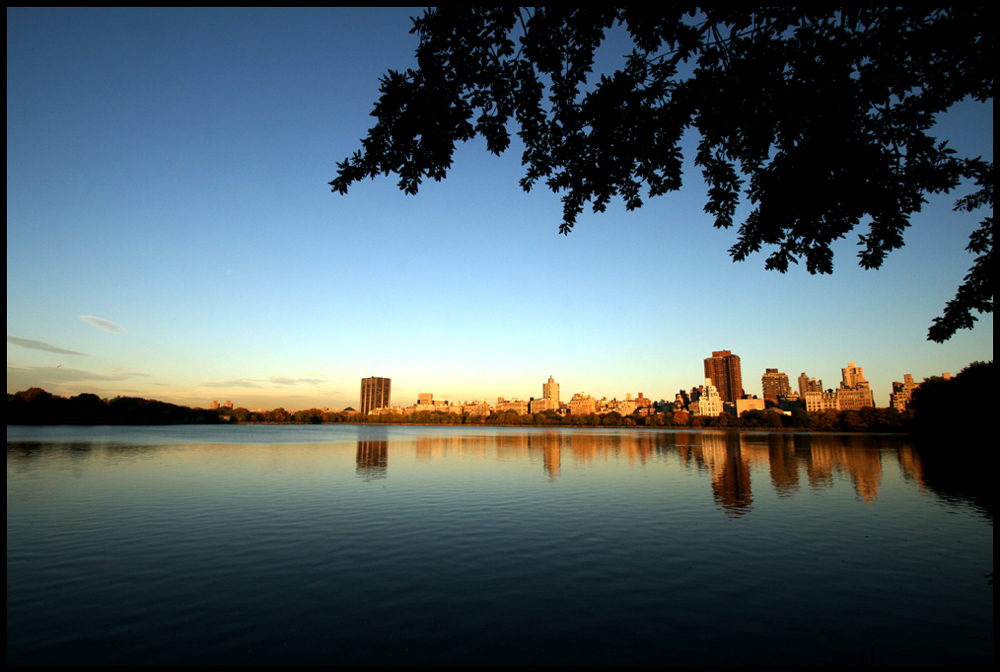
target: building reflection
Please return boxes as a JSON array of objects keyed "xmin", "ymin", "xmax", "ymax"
[
  {"xmin": 353, "ymin": 429, "xmax": 924, "ymax": 511},
  {"xmin": 763, "ymin": 433, "xmax": 801, "ymax": 498},
  {"xmin": 794, "ymin": 434, "xmax": 887, "ymax": 503},
  {"xmin": 409, "ymin": 430, "xmax": 664, "ymax": 481},
  {"xmin": 895, "ymin": 444, "xmax": 924, "ymax": 485},
  {"xmin": 541, "ymin": 437, "xmax": 561, "ymax": 481},
  {"xmin": 356, "ymin": 439, "xmax": 388, "ymax": 481},
  {"xmin": 688, "ymin": 432, "xmax": 754, "ymax": 516}
]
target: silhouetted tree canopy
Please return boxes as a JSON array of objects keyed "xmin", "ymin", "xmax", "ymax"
[{"xmin": 331, "ymin": 8, "xmax": 993, "ymax": 341}]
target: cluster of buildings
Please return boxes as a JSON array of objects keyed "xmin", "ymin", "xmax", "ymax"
[
  {"xmin": 742, "ymin": 360, "xmax": 879, "ymax": 414},
  {"xmin": 798, "ymin": 362, "xmax": 876, "ymax": 412},
  {"xmin": 362, "ymin": 375, "xmax": 652, "ymax": 418},
  {"xmin": 359, "ymin": 353, "xmax": 935, "ymax": 418}
]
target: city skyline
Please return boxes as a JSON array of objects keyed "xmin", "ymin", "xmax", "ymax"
[{"xmin": 7, "ymin": 8, "xmax": 993, "ymax": 412}]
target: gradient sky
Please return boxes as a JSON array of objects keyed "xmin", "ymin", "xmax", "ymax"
[{"xmin": 7, "ymin": 8, "xmax": 994, "ymax": 411}]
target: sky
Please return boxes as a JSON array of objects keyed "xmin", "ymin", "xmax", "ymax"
[{"xmin": 7, "ymin": 8, "xmax": 994, "ymax": 412}]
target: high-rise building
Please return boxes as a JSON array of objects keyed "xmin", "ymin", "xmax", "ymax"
[
  {"xmin": 543, "ymin": 376, "xmax": 559, "ymax": 404},
  {"xmin": 704, "ymin": 350, "xmax": 744, "ymax": 403},
  {"xmin": 360, "ymin": 376, "xmax": 391, "ymax": 415},
  {"xmin": 531, "ymin": 376, "xmax": 561, "ymax": 414},
  {"xmin": 761, "ymin": 368, "xmax": 792, "ymax": 402},
  {"xmin": 798, "ymin": 372, "xmax": 823, "ymax": 397},
  {"xmin": 837, "ymin": 361, "xmax": 874, "ymax": 410},
  {"xmin": 841, "ymin": 362, "xmax": 868, "ymax": 390}
]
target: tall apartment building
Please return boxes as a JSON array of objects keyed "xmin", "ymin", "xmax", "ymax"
[
  {"xmin": 531, "ymin": 376, "xmax": 561, "ymax": 414},
  {"xmin": 838, "ymin": 361, "xmax": 874, "ymax": 410},
  {"xmin": 704, "ymin": 350, "xmax": 744, "ymax": 403},
  {"xmin": 360, "ymin": 376, "xmax": 391, "ymax": 415},
  {"xmin": 543, "ymin": 376, "xmax": 559, "ymax": 405},
  {"xmin": 841, "ymin": 362, "xmax": 868, "ymax": 390},
  {"xmin": 798, "ymin": 372, "xmax": 823, "ymax": 397},
  {"xmin": 761, "ymin": 368, "xmax": 792, "ymax": 402}
]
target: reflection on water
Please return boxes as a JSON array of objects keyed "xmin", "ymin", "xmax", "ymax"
[
  {"xmin": 356, "ymin": 439, "xmax": 388, "ymax": 481},
  {"xmin": 7, "ymin": 426, "xmax": 991, "ymax": 665},
  {"xmin": 353, "ymin": 429, "xmax": 921, "ymax": 516}
]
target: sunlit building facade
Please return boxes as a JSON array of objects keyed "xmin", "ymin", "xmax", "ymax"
[
  {"xmin": 736, "ymin": 397, "xmax": 766, "ymax": 416},
  {"xmin": 360, "ymin": 376, "xmax": 391, "ymax": 415},
  {"xmin": 890, "ymin": 374, "xmax": 921, "ymax": 411},
  {"xmin": 568, "ymin": 393, "xmax": 597, "ymax": 416},
  {"xmin": 798, "ymin": 372, "xmax": 823, "ymax": 397},
  {"xmin": 838, "ymin": 361, "xmax": 874, "ymax": 410},
  {"xmin": 761, "ymin": 368, "xmax": 792, "ymax": 403},
  {"xmin": 704, "ymin": 350, "xmax": 744, "ymax": 403},
  {"xmin": 531, "ymin": 376, "xmax": 561, "ymax": 414},
  {"xmin": 693, "ymin": 379, "xmax": 724, "ymax": 416}
]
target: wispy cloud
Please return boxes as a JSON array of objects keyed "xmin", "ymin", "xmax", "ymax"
[
  {"xmin": 79, "ymin": 316, "xmax": 125, "ymax": 333},
  {"xmin": 7, "ymin": 365, "xmax": 145, "ymax": 383},
  {"xmin": 269, "ymin": 376, "xmax": 325, "ymax": 386},
  {"xmin": 200, "ymin": 379, "xmax": 262, "ymax": 388},
  {"xmin": 7, "ymin": 335, "xmax": 86, "ymax": 356},
  {"xmin": 109, "ymin": 368, "xmax": 151, "ymax": 378}
]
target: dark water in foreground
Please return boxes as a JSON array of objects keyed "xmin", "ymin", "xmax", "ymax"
[{"xmin": 7, "ymin": 425, "xmax": 993, "ymax": 664}]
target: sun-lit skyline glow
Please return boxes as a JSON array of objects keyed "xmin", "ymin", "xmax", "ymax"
[{"xmin": 7, "ymin": 8, "xmax": 993, "ymax": 412}]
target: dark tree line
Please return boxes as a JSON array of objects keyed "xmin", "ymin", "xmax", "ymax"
[
  {"xmin": 909, "ymin": 360, "xmax": 994, "ymax": 438},
  {"xmin": 7, "ymin": 388, "xmax": 221, "ymax": 425}
]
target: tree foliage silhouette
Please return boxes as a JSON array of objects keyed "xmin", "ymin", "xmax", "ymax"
[{"xmin": 331, "ymin": 8, "xmax": 993, "ymax": 341}]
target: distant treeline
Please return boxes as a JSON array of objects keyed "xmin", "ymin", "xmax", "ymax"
[
  {"xmin": 7, "ymin": 361, "xmax": 992, "ymax": 432},
  {"xmin": 4, "ymin": 389, "xmax": 362, "ymax": 426},
  {"xmin": 7, "ymin": 388, "xmax": 222, "ymax": 425}
]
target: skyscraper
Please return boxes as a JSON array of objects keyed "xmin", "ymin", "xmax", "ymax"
[
  {"xmin": 360, "ymin": 376, "xmax": 391, "ymax": 415},
  {"xmin": 704, "ymin": 350, "xmax": 744, "ymax": 403}
]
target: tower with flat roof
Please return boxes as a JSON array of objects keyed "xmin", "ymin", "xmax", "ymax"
[
  {"xmin": 704, "ymin": 350, "xmax": 744, "ymax": 403},
  {"xmin": 761, "ymin": 368, "xmax": 792, "ymax": 402},
  {"xmin": 360, "ymin": 377, "xmax": 391, "ymax": 415}
]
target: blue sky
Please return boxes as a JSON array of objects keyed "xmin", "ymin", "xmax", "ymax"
[{"xmin": 7, "ymin": 8, "xmax": 993, "ymax": 411}]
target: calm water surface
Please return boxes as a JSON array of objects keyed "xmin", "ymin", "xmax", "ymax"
[{"xmin": 7, "ymin": 425, "xmax": 993, "ymax": 664}]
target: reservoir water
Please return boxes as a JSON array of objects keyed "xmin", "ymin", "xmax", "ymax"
[{"xmin": 7, "ymin": 425, "xmax": 993, "ymax": 664}]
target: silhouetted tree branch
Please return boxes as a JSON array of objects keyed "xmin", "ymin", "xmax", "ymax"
[{"xmin": 331, "ymin": 8, "xmax": 993, "ymax": 341}]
